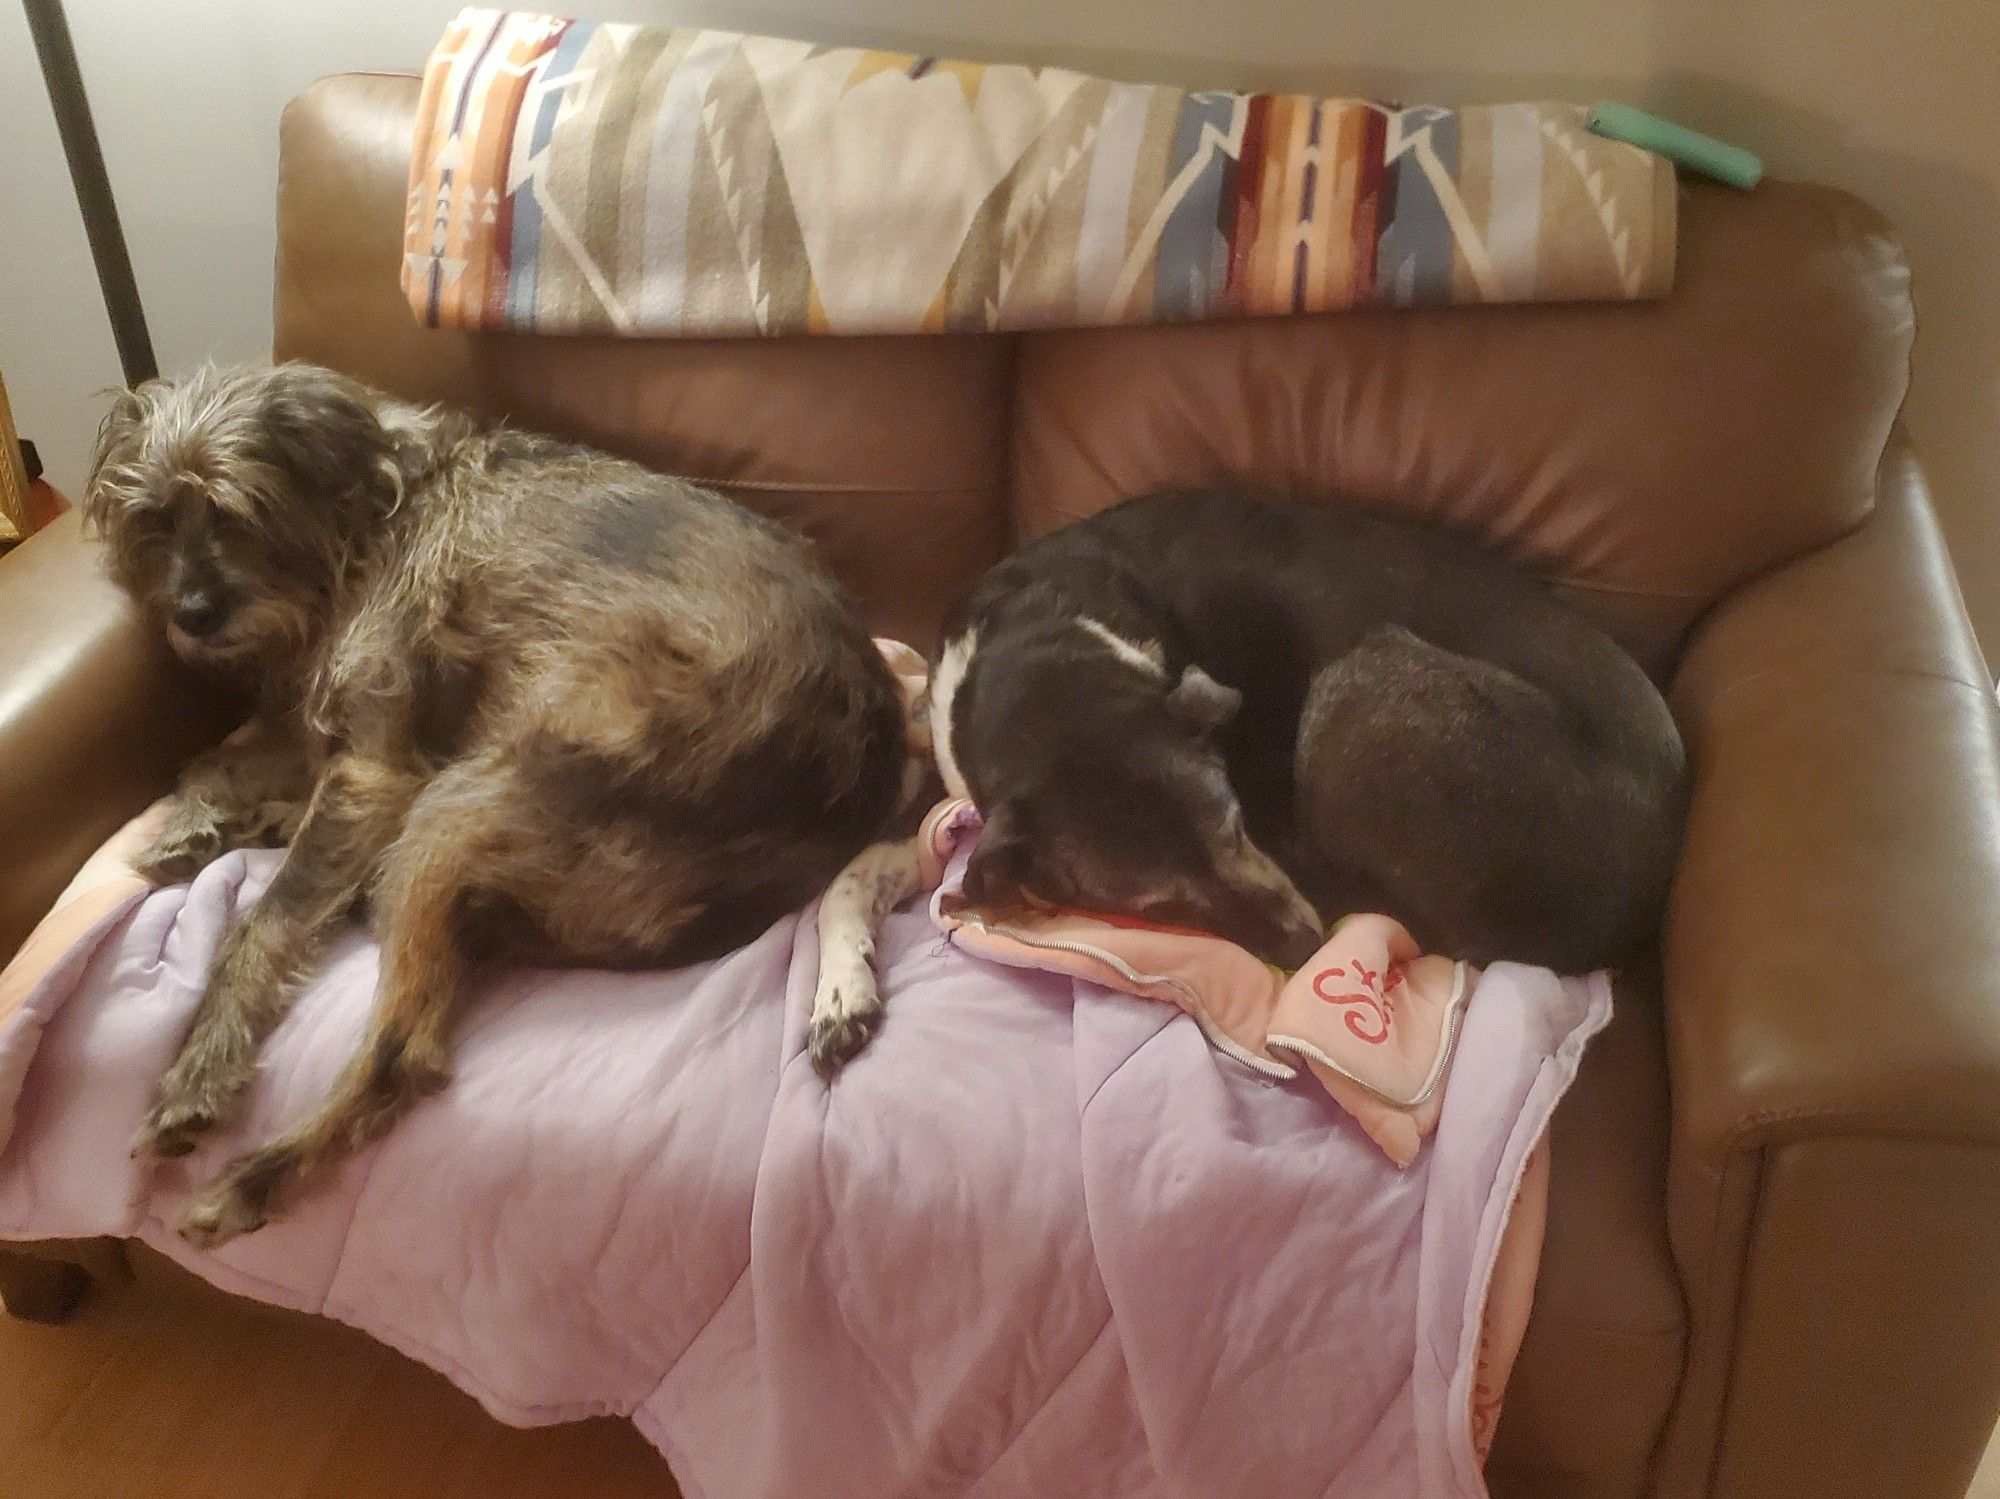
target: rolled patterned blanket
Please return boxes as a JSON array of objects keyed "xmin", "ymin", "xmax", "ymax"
[{"xmin": 403, "ymin": 8, "xmax": 1677, "ymax": 337}]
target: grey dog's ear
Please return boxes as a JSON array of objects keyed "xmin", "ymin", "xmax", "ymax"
[
  {"xmin": 90, "ymin": 383, "xmax": 150, "ymax": 464},
  {"xmin": 1166, "ymin": 665, "xmax": 1241, "ymax": 733},
  {"xmin": 81, "ymin": 381, "xmax": 163, "ymax": 537},
  {"xmin": 87, "ymin": 381, "xmax": 164, "ymax": 476},
  {"xmin": 256, "ymin": 364, "xmax": 392, "ymax": 503}
]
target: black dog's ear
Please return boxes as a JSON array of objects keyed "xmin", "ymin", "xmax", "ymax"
[
  {"xmin": 1166, "ymin": 665, "xmax": 1241, "ymax": 734},
  {"xmin": 962, "ymin": 808, "xmax": 1039, "ymax": 910}
]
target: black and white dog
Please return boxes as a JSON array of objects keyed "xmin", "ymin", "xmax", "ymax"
[{"xmin": 809, "ymin": 489, "xmax": 1685, "ymax": 1070}]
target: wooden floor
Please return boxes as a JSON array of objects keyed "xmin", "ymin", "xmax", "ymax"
[
  {"xmin": 7, "ymin": 1247, "xmax": 1997, "ymax": 1497},
  {"xmin": 0, "ymin": 1248, "xmax": 679, "ymax": 1499},
  {"xmin": 1976, "ymin": 1423, "xmax": 2000, "ymax": 1499}
]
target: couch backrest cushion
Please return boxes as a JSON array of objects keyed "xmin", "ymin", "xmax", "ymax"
[
  {"xmin": 278, "ymin": 73, "xmax": 1915, "ymax": 670},
  {"xmin": 1011, "ymin": 182, "xmax": 1913, "ymax": 671}
]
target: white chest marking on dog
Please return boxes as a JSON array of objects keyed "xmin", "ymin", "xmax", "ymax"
[
  {"xmin": 1077, "ymin": 616, "xmax": 1167, "ymax": 678},
  {"xmin": 929, "ymin": 630, "xmax": 977, "ymax": 800}
]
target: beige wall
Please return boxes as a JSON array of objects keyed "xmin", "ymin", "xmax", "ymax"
[{"xmin": 3, "ymin": 0, "xmax": 1995, "ymax": 647}]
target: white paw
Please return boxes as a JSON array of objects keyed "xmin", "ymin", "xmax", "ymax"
[{"xmin": 809, "ymin": 951, "xmax": 883, "ymax": 1075}]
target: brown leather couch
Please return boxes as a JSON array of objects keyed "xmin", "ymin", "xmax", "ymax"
[{"xmin": 4, "ymin": 72, "xmax": 1998, "ymax": 1499}]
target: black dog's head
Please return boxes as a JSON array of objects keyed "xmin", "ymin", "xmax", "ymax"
[
  {"xmin": 84, "ymin": 362, "xmax": 400, "ymax": 682},
  {"xmin": 954, "ymin": 620, "xmax": 1325, "ymax": 968}
]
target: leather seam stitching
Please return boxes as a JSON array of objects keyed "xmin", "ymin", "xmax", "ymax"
[
  {"xmin": 1540, "ymin": 574, "xmax": 1705, "ymax": 602},
  {"xmin": 1689, "ymin": 1122, "xmax": 2000, "ymax": 1482},
  {"xmin": 698, "ymin": 476, "xmax": 998, "ymax": 497},
  {"xmin": 1523, "ymin": 1314, "xmax": 1685, "ymax": 1341},
  {"xmin": 1724, "ymin": 1107, "xmax": 2000, "ymax": 1151},
  {"xmin": 1695, "ymin": 662, "xmax": 1998, "ymax": 718},
  {"xmin": 1701, "ymin": 1144, "xmax": 1766, "ymax": 1496}
]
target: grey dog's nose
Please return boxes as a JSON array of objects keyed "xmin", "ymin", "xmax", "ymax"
[{"xmin": 172, "ymin": 590, "xmax": 230, "ymax": 637}]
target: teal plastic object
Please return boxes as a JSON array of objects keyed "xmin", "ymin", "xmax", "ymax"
[{"xmin": 1586, "ymin": 102, "xmax": 1763, "ymax": 189}]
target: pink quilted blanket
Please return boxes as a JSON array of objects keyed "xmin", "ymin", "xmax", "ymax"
[{"xmin": 0, "ymin": 811, "xmax": 1607, "ymax": 1498}]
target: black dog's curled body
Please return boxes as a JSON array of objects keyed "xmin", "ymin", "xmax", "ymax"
[{"xmin": 812, "ymin": 489, "xmax": 1686, "ymax": 1068}]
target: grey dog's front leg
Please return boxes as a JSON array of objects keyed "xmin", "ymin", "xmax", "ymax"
[
  {"xmin": 136, "ymin": 717, "xmax": 316, "ymax": 885},
  {"xmin": 134, "ymin": 753, "xmax": 416, "ymax": 1159}
]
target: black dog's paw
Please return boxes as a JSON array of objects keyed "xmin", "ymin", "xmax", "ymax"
[
  {"xmin": 809, "ymin": 943, "xmax": 887, "ymax": 1075},
  {"xmin": 809, "ymin": 1005, "xmax": 881, "ymax": 1075},
  {"xmin": 808, "ymin": 968, "xmax": 885, "ymax": 1075}
]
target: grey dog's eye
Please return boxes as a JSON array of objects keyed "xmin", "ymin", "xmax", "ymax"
[
  {"xmin": 129, "ymin": 495, "xmax": 178, "ymax": 529},
  {"xmin": 122, "ymin": 508, "xmax": 172, "ymax": 550}
]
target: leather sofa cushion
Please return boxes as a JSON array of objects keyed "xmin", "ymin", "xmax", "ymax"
[
  {"xmin": 1010, "ymin": 181, "xmax": 1914, "ymax": 674},
  {"xmin": 280, "ymin": 72, "xmax": 1916, "ymax": 674}
]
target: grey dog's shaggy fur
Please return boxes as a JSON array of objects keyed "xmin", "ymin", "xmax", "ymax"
[{"xmin": 88, "ymin": 362, "xmax": 907, "ymax": 1245}]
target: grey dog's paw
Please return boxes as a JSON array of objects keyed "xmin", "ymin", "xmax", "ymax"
[
  {"xmin": 132, "ymin": 1095, "xmax": 220, "ymax": 1159},
  {"xmin": 177, "ymin": 1175, "xmax": 269, "ymax": 1250},
  {"xmin": 133, "ymin": 828, "xmax": 221, "ymax": 886},
  {"xmin": 176, "ymin": 1144, "xmax": 295, "ymax": 1249},
  {"xmin": 133, "ymin": 1043, "xmax": 250, "ymax": 1159}
]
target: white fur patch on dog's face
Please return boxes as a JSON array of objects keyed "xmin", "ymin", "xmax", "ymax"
[
  {"xmin": 1076, "ymin": 616, "xmax": 1167, "ymax": 678},
  {"xmin": 929, "ymin": 630, "xmax": 977, "ymax": 800}
]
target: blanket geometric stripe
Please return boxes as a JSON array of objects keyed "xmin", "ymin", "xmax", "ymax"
[{"xmin": 403, "ymin": 8, "xmax": 1677, "ymax": 337}]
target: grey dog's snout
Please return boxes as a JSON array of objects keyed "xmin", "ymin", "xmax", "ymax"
[{"xmin": 172, "ymin": 587, "xmax": 231, "ymax": 637}]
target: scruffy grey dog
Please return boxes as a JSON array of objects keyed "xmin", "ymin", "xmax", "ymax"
[
  {"xmin": 88, "ymin": 362, "xmax": 906, "ymax": 1245},
  {"xmin": 812, "ymin": 490, "xmax": 1687, "ymax": 1064}
]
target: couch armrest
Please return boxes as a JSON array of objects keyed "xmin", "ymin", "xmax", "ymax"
[
  {"xmin": 1655, "ymin": 433, "xmax": 2000, "ymax": 1498},
  {"xmin": 0, "ymin": 510, "xmax": 236, "ymax": 962}
]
